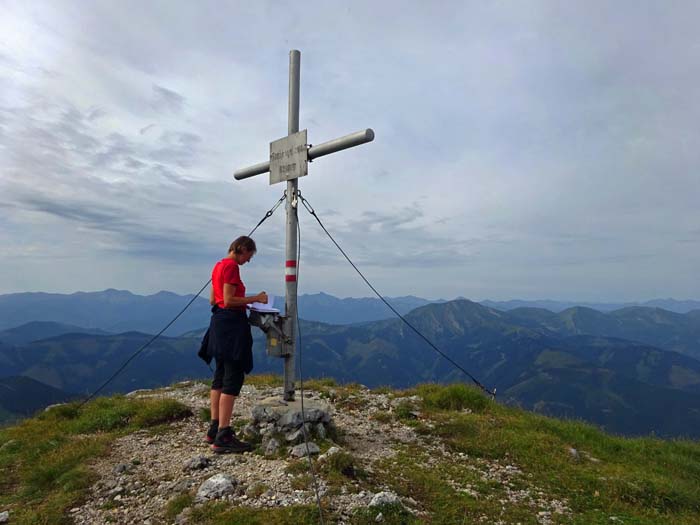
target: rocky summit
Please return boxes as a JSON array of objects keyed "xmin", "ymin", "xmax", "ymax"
[
  {"xmin": 51, "ymin": 381, "xmax": 565, "ymax": 524},
  {"xmin": 2, "ymin": 377, "xmax": 699, "ymax": 524}
]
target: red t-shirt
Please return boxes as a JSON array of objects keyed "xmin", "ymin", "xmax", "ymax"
[{"xmin": 212, "ymin": 258, "xmax": 246, "ymax": 310}]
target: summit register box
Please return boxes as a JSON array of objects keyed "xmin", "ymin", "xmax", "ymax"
[{"xmin": 248, "ymin": 301, "xmax": 292, "ymax": 358}]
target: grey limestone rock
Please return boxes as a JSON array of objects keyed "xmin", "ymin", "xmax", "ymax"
[
  {"xmin": 369, "ymin": 491, "xmax": 402, "ymax": 507},
  {"xmin": 279, "ymin": 409, "xmax": 304, "ymax": 430},
  {"xmin": 172, "ymin": 478, "xmax": 198, "ymax": 493},
  {"xmin": 196, "ymin": 473, "xmax": 237, "ymax": 502},
  {"xmin": 279, "ymin": 407, "xmax": 331, "ymax": 429},
  {"xmin": 183, "ymin": 455, "xmax": 211, "ymax": 471},
  {"xmin": 264, "ymin": 438, "xmax": 281, "ymax": 457},
  {"xmin": 285, "ymin": 428, "xmax": 304, "ymax": 444},
  {"xmin": 242, "ymin": 423, "xmax": 260, "ymax": 440},
  {"xmin": 289, "ymin": 442, "xmax": 320, "ymax": 458},
  {"xmin": 101, "ymin": 478, "xmax": 119, "ymax": 491},
  {"xmin": 112, "ymin": 463, "xmax": 131, "ymax": 474},
  {"xmin": 107, "ymin": 485, "xmax": 125, "ymax": 498},
  {"xmin": 318, "ymin": 446, "xmax": 341, "ymax": 462},
  {"xmin": 252, "ymin": 405, "xmax": 280, "ymax": 423},
  {"xmin": 285, "ymin": 423, "xmax": 312, "ymax": 444},
  {"xmin": 315, "ymin": 422, "xmax": 327, "ymax": 439}
]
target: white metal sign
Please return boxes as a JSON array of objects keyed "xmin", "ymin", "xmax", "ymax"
[{"xmin": 269, "ymin": 129, "xmax": 308, "ymax": 185}]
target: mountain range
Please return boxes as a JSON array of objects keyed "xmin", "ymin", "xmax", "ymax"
[
  {"xmin": 2, "ymin": 289, "xmax": 699, "ymax": 335},
  {"xmin": 2, "ymin": 296, "xmax": 700, "ymax": 438}
]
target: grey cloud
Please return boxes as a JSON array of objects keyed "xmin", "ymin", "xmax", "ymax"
[
  {"xmin": 346, "ymin": 205, "xmax": 424, "ymax": 233},
  {"xmin": 15, "ymin": 193, "xmax": 207, "ymax": 262},
  {"xmin": 91, "ymin": 132, "xmax": 134, "ymax": 168},
  {"xmin": 20, "ymin": 196, "xmax": 123, "ymax": 227},
  {"xmin": 86, "ymin": 107, "xmax": 107, "ymax": 121},
  {"xmin": 146, "ymin": 131, "xmax": 203, "ymax": 169},
  {"xmin": 4, "ymin": 97, "xmax": 204, "ymax": 175},
  {"xmin": 151, "ymin": 84, "xmax": 185, "ymax": 113},
  {"xmin": 2, "ymin": 1, "xmax": 699, "ymax": 300}
]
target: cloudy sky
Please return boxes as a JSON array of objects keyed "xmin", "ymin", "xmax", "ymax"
[{"xmin": 1, "ymin": 1, "xmax": 698, "ymax": 302}]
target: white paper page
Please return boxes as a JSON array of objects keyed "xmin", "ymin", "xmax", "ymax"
[{"xmin": 248, "ymin": 294, "xmax": 279, "ymax": 313}]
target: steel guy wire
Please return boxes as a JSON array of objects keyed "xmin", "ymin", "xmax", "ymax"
[
  {"xmin": 78, "ymin": 192, "xmax": 287, "ymax": 407},
  {"xmin": 295, "ymin": 205, "xmax": 326, "ymax": 524},
  {"xmin": 297, "ymin": 190, "xmax": 496, "ymax": 399}
]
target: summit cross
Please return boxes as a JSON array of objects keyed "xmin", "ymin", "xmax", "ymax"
[{"xmin": 233, "ymin": 49, "xmax": 375, "ymax": 401}]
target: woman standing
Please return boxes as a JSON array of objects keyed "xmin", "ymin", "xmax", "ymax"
[{"xmin": 204, "ymin": 236, "xmax": 267, "ymax": 453}]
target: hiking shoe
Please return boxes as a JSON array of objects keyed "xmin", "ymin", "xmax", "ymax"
[
  {"xmin": 211, "ymin": 427, "xmax": 253, "ymax": 454},
  {"xmin": 204, "ymin": 420, "xmax": 219, "ymax": 444}
]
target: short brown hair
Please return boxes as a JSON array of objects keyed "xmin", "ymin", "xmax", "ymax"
[{"xmin": 229, "ymin": 236, "xmax": 257, "ymax": 255}]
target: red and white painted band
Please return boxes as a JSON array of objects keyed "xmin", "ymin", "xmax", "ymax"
[{"xmin": 285, "ymin": 260, "xmax": 297, "ymax": 281}]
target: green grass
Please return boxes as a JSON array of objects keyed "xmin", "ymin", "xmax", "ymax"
[
  {"xmin": 325, "ymin": 450, "xmax": 355, "ymax": 474},
  {"xmin": 302, "ymin": 377, "xmax": 338, "ymax": 389},
  {"xmin": 371, "ymin": 410, "xmax": 393, "ymax": 423},
  {"xmin": 393, "ymin": 383, "xmax": 700, "ymax": 524},
  {"xmin": 246, "ymin": 482, "xmax": 269, "ymax": 498},
  {"xmin": 2, "ymin": 380, "xmax": 699, "ymax": 524},
  {"xmin": 246, "ymin": 373, "xmax": 284, "ymax": 387},
  {"xmin": 189, "ymin": 501, "xmax": 323, "ymax": 524},
  {"xmin": 165, "ymin": 493, "xmax": 195, "ymax": 520},
  {"xmin": 0, "ymin": 396, "xmax": 191, "ymax": 525},
  {"xmin": 417, "ymin": 382, "xmax": 491, "ymax": 412}
]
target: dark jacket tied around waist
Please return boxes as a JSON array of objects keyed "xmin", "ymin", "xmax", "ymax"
[{"xmin": 198, "ymin": 306, "xmax": 253, "ymax": 373}]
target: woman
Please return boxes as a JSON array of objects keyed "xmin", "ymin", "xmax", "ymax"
[{"xmin": 204, "ymin": 236, "xmax": 267, "ymax": 453}]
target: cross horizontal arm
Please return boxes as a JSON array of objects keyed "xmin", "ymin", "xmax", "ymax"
[
  {"xmin": 234, "ymin": 128, "xmax": 375, "ymax": 181},
  {"xmin": 308, "ymin": 128, "xmax": 374, "ymax": 162}
]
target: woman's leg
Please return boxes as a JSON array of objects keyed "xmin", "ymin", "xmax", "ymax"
[
  {"xmin": 210, "ymin": 357, "xmax": 225, "ymax": 420},
  {"xmin": 210, "ymin": 389, "xmax": 222, "ymax": 420},
  {"xmin": 204, "ymin": 359, "xmax": 226, "ymax": 443},
  {"xmin": 212, "ymin": 363, "xmax": 248, "ymax": 452},
  {"xmin": 218, "ymin": 393, "xmax": 236, "ymax": 428},
  {"xmin": 218, "ymin": 361, "xmax": 244, "ymax": 428}
]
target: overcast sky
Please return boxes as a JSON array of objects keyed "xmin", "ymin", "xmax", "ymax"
[{"xmin": 1, "ymin": 1, "xmax": 698, "ymax": 302}]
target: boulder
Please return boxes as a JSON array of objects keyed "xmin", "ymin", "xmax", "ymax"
[
  {"xmin": 315, "ymin": 422, "xmax": 327, "ymax": 439},
  {"xmin": 183, "ymin": 455, "xmax": 210, "ymax": 471},
  {"xmin": 264, "ymin": 438, "xmax": 281, "ymax": 457},
  {"xmin": 278, "ymin": 410, "xmax": 304, "ymax": 430},
  {"xmin": 242, "ymin": 423, "xmax": 260, "ymax": 441},
  {"xmin": 289, "ymin": 442, "xmax": 320, "ymax": 458},
  {"xmin": 196, "ymin": 473, "xmax": 237, "ymax": 502},
  {"xmin": 369, "ymin": 491, "xmax": 402, "ymax": 507},
  {"xmin": 251, "ymin": 405, "xmax": 280, "ymax": 424}
]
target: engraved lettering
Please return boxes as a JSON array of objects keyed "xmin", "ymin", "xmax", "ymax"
[{"xmin": 280, "ymin": 162, "xmax": 297, "ymax": 174}]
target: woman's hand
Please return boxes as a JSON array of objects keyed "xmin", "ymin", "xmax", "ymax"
[{"xmin": 256, "ymin": 291, "xmax": 268, "ymax": 304}]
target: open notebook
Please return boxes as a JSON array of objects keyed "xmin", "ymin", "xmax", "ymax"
[{"xmin": 247, "ymin": 294, "xmax": 280, "ymax": 313}]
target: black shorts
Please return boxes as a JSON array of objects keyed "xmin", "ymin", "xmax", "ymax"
[{"xmin": 211, "ymin": 358, "xmax": 245, "ymax": 396}]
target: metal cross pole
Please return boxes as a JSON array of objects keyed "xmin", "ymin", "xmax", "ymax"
[{"xmin": 233, "ymin": 50, "xmax": 374, "ymax": 401}]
